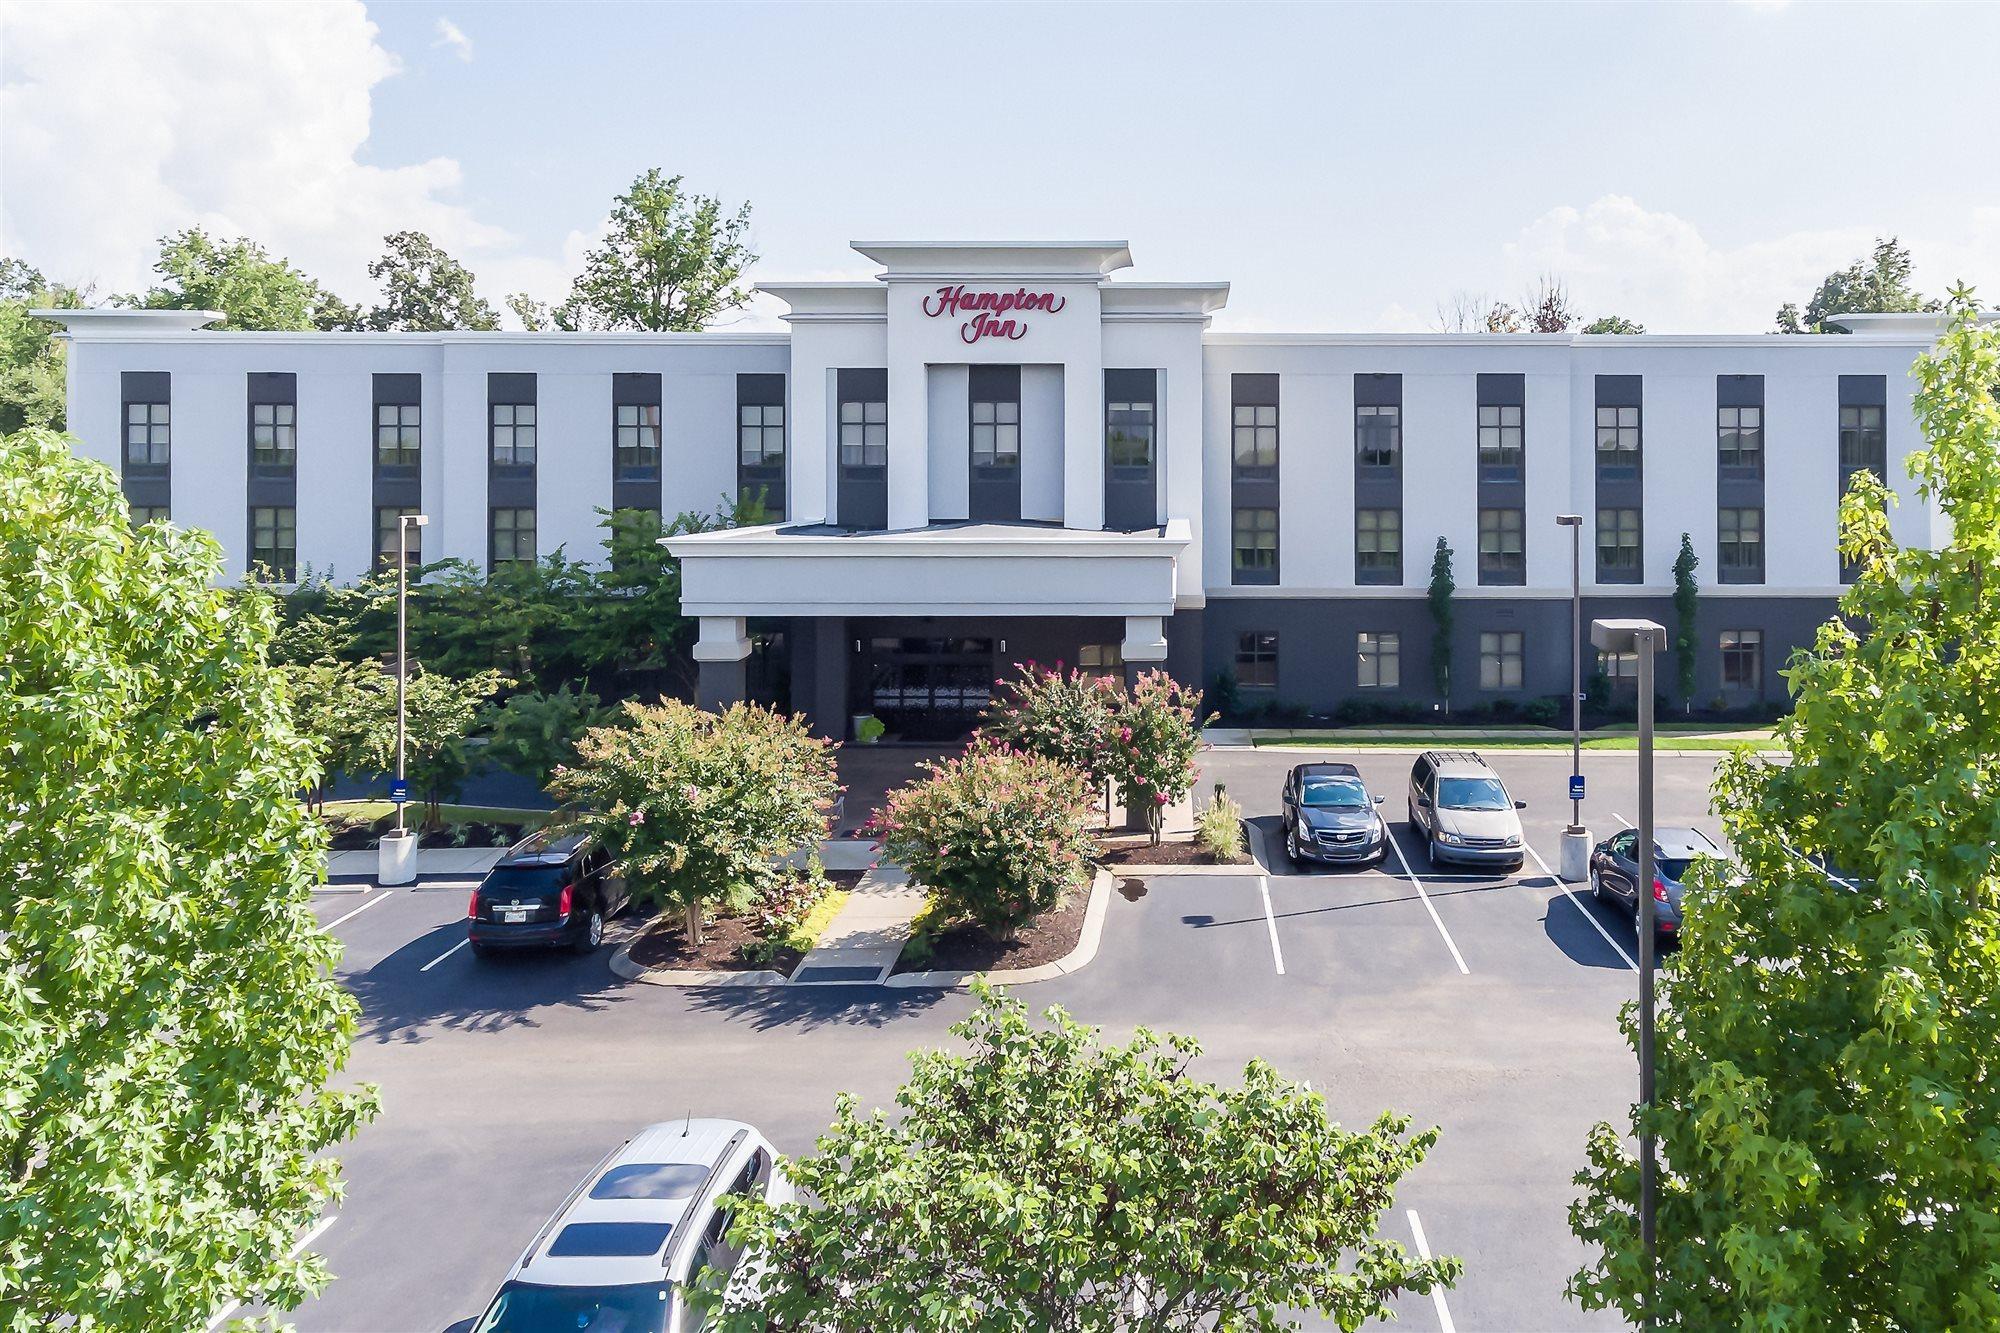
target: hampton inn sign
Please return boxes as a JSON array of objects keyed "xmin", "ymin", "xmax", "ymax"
[{"xmin": 921, "ymin": 284, "xmax": 1068, "ymax": 342}]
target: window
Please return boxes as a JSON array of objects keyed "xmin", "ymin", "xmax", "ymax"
[
  {"xmin": 1355, "ymin": 508, "xmax": 1401, "ymax": 582},
  {"xmin": 1107, "ymin": 400, "xmax": 1154, "ymax": 468},
  {"xmin": 1357, "ymin": 631, "xmax": 1400, "ymax": 689},
  {"xmin": 490, "ymin": 507, "xmax": 536, "ymax": 568},
  {"xmin": 1597, "ymin": 647, "xmax": 1639, "ymax": 680},
  {"xmin": 1478, "ymin": 403, "xmax": 1523, "ymax": 476},
  {"xmin": 250, "ymin": 506, "xmax": 296, "ymax": 581},
  {"xmin": 740, "ymin": 403, "xmax": 785, "ymax": 467},
  {"xmin": 252, "ymin": 401, "xmax": 296, "ymax": 469},
  {"xmin": 1478, "ymin": 508, "xmax": 1524, "ymax": 583},
  {"xmin": 1232, "ymin": 507, "xmax": 1278, "ymax": 584},
  {"xmin": 839, "ymin": 398, "xmax": 887, "ymax": 467},
  {"xmin": 1597, "ymin": 508, "xmax": 1641, "ymax": 577},
  {"xmin": 1232, "ymin": 403, "xmax": 1278, "ymax": 469},
  {"xmin": 377, "ymin": 403, "xmax": 420, "ymax": 468},
  {"xmin": 1356, "ymin": 404, "xmax": 1400, "ymax": 469},
  {"xmin": 376, "ymin": 507, "xmax": 421, "ymax": 571},
  {"xmin": 1235, "ymin": 631, "xmax": 1278, "ymax": 690},
  {"xmin": 1719, "ymin": 507, "xmax": 1763, "ymax": 580},
  {"xmin": 1718, "ymin": 404, "xmax": 1762, "ymax": 470},
  {"xmin": 1479, "ymin": 631, "xmax": 1523, "ymax": 690},
  {"xmin": 130, "ymin": 505, "xmax": 169, "ymax": 526},
  {"xmin": 1720, "ymin": 629, "xmax": 1763, "ymax": 690},
  {"xmin": 1079, "ymin": 643, "xmax": 1123, "ymax": 679},
  {"xmin": 126, "ymin": 401, "xmax": 170, "ymax": 467},
  {"xmin": 1839, "ymin": 404, "xmax": 1885, "ymax": 471},
  {"xmin": 616, "ymin": 403, "xmax": 661, "ymax": 474},
  {"xmin": 1596, "ymin": 405, "xmax": 1640, "ymax": 469},
  {"xmin": 491, "ymin": 403, "xmax": 536, "ymax": 466},
  {"xmin": 970, "ymin": 398, "xmax": 1020, "ymax": 467}
]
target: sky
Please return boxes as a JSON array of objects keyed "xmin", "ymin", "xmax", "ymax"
[{"xmin": 3, "ymin": 0, "xmax": 1995, "ymax": 334}]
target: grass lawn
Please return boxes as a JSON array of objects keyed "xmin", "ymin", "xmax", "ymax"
[
  {"xmin": 318, "ymin": 799, "xmax": 558, "ymax": 826},
  {"xmin": 1250, "ymin": 723, "xmax": 1783, "ymax": 753}
]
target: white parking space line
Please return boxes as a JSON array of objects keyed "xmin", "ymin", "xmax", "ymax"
[
  {"xmin": 1405, "ymin": 1209, "xmax": 1458, "ymax": 1333},
  {"xmin": 1524, "ymin": 842, "xmax": 1637, "ymax": 973},
  {"xmin": 1611, "ymin": 812, "xmax": 1633, "ymax": 828},
  {"xmin": 206, "ymin": 1214, "xmax": 336, "ymax": 1331},
  {"xmin": 1257, "ymin": 876, "xmax": 1285, "ymax": 975},
  {"xmin": 1385, "ymin": 834, "xmax": 1471, "ymax": 975},
  {"xmin": 420, "ymin": 937, "xmax": 470, "ymax": 972},
  {"xmin": 323, "ymin": 890, "xmax": 394, "ymax": 931}
]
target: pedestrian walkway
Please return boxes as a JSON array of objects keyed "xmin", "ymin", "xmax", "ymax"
[
  {"xmin": 791, "ymin": 860, "xmax": 925, "ymax": 985},
  {"xmin": 326, "ymin": 847, "xmax": 504, "ymax": 878}
]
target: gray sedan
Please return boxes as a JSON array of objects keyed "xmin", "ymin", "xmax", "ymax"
[
  {"xmin": 1281, "ymin": 763, "xmax": 1389, "ymax": 868},
  {"xmin": 1589, "ymin": 825, "xmax": 1725, "ymax": 944}
]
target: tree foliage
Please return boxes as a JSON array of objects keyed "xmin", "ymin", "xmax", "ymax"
[
  {"xmin": 548, "ymin": 700, "xmax": 835, "ymax": 945},
  {"xmin": 0, "ymin": 427, "xmax": 374, "ymax": 1328},
  {"xmin": 696, "ymin": 984, "xmax": 1458, "ymax": 1331},
  {"xmin": 555, "ymin": 169, "xmax": 755, "ymax": 331},
  {"xmin": 979, "ymin": 662, "xmax": 1123, "ymax": 788},
  {"xmin": 361, "ymin": 231, "xmax": 500, "ymax": 332},
  {"xmin": 0, "ymin": 258, "xmax": 89, "ymax": 434},
  {"xmin": 1776, "ymin": 237, "xmax": 1935, "ymax": 334},
  {"xmin": 1101, "ymin": 670, "xmax": 1211, "ymax": 842},
  {"xmin": 1427, "ymin": 537, "xmax": 1455, "ymax": 702},
  {"xmin": 279, "ymin": 657, "xmax": 382, "ymax": 812},
  {"xmin": 1581, "ymin": 314, "xmax": 1646, "ymax": 335},
  {"xmin": 880, "ymin": 741, "xmax": 1097, "ymax": 935},
  {"xmin": 121, "ymin": 227, "xmax": 356, "ymax": 331},
  {"xmin": 482, "ymin": 683, "xmax": 613, "ymax": 789},
  {"xmin": 1569, "ymin": 291, "xmax": 2000, "ymax": 1327},
  {"xmin": 1671, "ymin": 532, "xmax": 1699, "ymax": 706},
  {"xmin": 352, "ymin": 666, "xmax": 508, "ymax": 828}
]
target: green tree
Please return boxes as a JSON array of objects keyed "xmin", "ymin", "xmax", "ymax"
[
  {"xmin": 122, "ymin": 227, "xmax": 355, "ymax": 331},
  {"xmin": 281, "ymin": 657, "xmax": 382, "ymax": 813},
  {"xmin": 881, "ymin": 741, "xmax": 1097, "ymax": 936},
  {"xmin": 1581, "ymin": 314, "xmax": 1646, "ymax": 335},
  {"xmin": 1776, "ymin": 237, "xmax": 1935, "ymax": 334},
  {"xmin": 1102, "ymin": 669, "xmax": 1212, "ymax": 843},
  {"xmin": 1569, "ymin": 290, "xmax": 2000, "ymax": 1327},
  {"xmin": 505, "ymin": 291, "xmax": 553, "ymax": 331},
  {"xmin": 362, "ymin": 231, "xmax": 500, "ymax": 332},
  {"xmin": 979, "ymin": 661, "xmax": 1121, "ymax": 788},
  {"xmin": 1427, "ymin": 537, "xmax": 1455, "ymax": 706},
  {"xmin": 353, "ymin": 666, "xmax": 507, "ymax": 828},
  {"xmin": 696, "ymin": 984, "xmax": 1457, "ymax": 1331},
  {"xmin": 556, "ymin": 169, "xmax": 755, "ymax": 331},
  {"xmin": 549, "ymin": 700, "xmax": 835, "ymax": 945},
  {"xmin": 1, "ymin": 258, "xmax": 89, "ymax": 434},
  {"xmin": 0, "ymin": 427, "xmax": 375, "ymax": 1327},
  {"xmin": 1671, "ymin": 532, "xmax": 1698, "ymax": 709},
  {"xmin": 483, "ymin": 683, "xmax": 613, "ymax": 789}
]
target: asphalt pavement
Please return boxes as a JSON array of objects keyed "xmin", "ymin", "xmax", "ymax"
[{"xmin": 271, "ymin": 746, "xmax": 1722, "ymax": 1332}]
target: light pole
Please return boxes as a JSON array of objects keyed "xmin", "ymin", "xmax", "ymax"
[
  {"xmin": 1556, "ymin": 515, "xmax": 1590, "ymax": 881},
  {"xmin": 1591, "ymin": 616, "xmax": 1665, "ymax": 1314},
  {"xmin": 379, "ymin": 512, "xmax": 428, "ymax": 887},
  {"xmin": 394, "ymin": 512, "xmax": 429, "ymax": 834}
]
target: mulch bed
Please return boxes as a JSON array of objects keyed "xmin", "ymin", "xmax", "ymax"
[
  {"xmin": 325, "ymin": 816, "xmax": 531, "ymax": 851},
  {"xmin": 891, "ymin": 882, "xmax": 1092, "ymax": 976},
  {"xmin": 624, "ymin": 870, "xmax": 866, "ymax": 977},
  {"xmin": 1096, "ymin": 835, "xmax": 1253, "ymax": 867}
]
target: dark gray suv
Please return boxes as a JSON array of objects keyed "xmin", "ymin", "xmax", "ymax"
[{"xmin": 1280, "ymin": 762, "xmax": 1388, "ymax": 867}]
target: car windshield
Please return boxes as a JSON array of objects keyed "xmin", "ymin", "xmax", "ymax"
[
  {"xmin": 474, "ymin": 1280, "xmax": 673, "ymax": 1333},
  {"xmin": 1301, "ymin": 777, "xmax": 1369, "ymax": 809},
  {"xmin": 1437, "ymin": 777, "xmax": 1510, "ymax": 811}
]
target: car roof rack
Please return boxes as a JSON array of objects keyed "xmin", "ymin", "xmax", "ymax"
[
  {"xmin": 1425, "ymin": 750, "xmax": 1487, "ymax": 766},
  {"xmin": 659, "ymin": 1127, "xmax": 750, "ymax": 1277}
]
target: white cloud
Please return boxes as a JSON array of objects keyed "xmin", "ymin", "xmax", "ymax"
[
  {"xmin": 1496, "ymin": 194, "xmax": 1999, "ymax": 331},
  {"xmin": 432, "ymin": 16, "xmax": 472, "ymax": 63},
  {"xmin": 0, "ymin": 0, "xmax": 511, "ymax": 302}
]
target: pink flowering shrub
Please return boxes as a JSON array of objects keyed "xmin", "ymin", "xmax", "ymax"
[
  {"xmin": 881, "ymin": 741, "xmax": 1096, "ymax": 935},
  {"xmin": 977, "ymin": 662, "xmax": 1121, "ymax": 786},
  {"xmin": 1100, "ymin": 670, "xmax": 1214, "ymax": 843}
]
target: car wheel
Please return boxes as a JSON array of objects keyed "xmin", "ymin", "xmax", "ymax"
[
  {"xmin": 1590, "ymin": 869, "xmax": 1609, "ymax": 904},
  {"xmin": 1285, "ymin": 824, "xmax": 1301, "ymax": 864},
  {"xmin": 574, "ymin": 909, "xmax": 605, "ymax": 954}
]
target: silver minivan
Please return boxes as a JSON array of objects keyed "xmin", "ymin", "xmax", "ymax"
[{"xmin": 1406, "ymin": 751, "xmax": 1527, "ymax": 870}]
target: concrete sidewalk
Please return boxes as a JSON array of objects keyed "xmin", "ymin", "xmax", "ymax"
[
  {"xmin": 790, "ymin": 861, "xmax": 925, "ymax": 985},
  {"xmin": 326, "ymin": 847, "xmax": 504, "ymax": 878}
]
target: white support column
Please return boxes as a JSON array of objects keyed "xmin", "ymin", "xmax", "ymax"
[
  {"xmin": 693, "ymin": 616, "xmax": 752, "ymax": 663},
  {"xmin": 1120, "ymin": 614, "xmax": 1169, "ymax": 664},
  {"xmin": 694, "ymin": 616, "xmax": 752, "ymax": 713}
]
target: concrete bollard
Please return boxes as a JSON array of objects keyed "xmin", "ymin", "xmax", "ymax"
[
  {"xmin": 378, "ymin": 828, "xmax": 418, "ymax": 885},
  {"xmin": 1558, "ymin": 828, "xmax": 1592, "ymax": 883}
]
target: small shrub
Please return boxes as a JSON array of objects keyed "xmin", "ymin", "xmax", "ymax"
[
  {"xmin": 1521, "ymin": 696, "xmax": 1562, "ymax": 726},
  {"xmin": 1194, "ymin": 792, "xmax": 1246, "ymax": 862},
  {"xmin": 880, "ymin": 742, "xmax": 1096, "ymax": 936},
  {"xmin": 741, "ymin": 857, "xmax": 849, "ymax": 965}
]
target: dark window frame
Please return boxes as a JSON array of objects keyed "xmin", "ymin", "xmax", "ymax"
[
  {"xmin": 1720, "ymin": 628, "xmax": 1763, "ymax": 691},
  {"xmin": 1477, "ymin": 507, "xmax": 1525, "ymax": 585},
  {"xmin": 490, "ymin": 401, "xmax": 538, "ymax": 468},
  {"xmin": 376, "ymin": 506, "xmax": 422, "ymax": 571},
  {"xmin": 1479, "ymin": 630, "xmax": 1524, "ymax": 691},
  {"xmin": 489, "ymin": 506, "xmax": 537, "ymax": 570},
  {"xmin": 1597, "ymin": 507, "xmax": 1642, "ymax": 581},
  {"xmin": 1355, "ymin": 507, "xmax": 1401, "ymax": 584},
  {"xmin": 125, "ymin": 398, "xmax": 171, "ymax": 470},
  {"xmin": 1235, "ymin": 631, "xmax": 1279, "ymax": 691},
  {"xmin": 1357, "ymin": 631, "xmax": 1400, "ymax": 690},
  {"xmin": 838, "ymin": 397, "xmax": 888, "ymax": 467},
  {"xmin": 375, "ymin": 402, "xmax": 421, "ymax": 469},
  {"xmin": 1232, "ymin": 506, "xmax": 1279, "ymax": 585},
  {"xmin": 1718, "ymin": 507, "xmax": 1764, "ymax": 583},
  {"xmin": 1717, "ymin": 404, "xmax": 1763, "ymax": 473},
  {"xmin": 1356, "ymin": 403, "xmax": 1401, "ymax": 472},
  {"xmin": 249, "ymin": 504, "xmax": 297, "ymax": 582},
  {"xmin": 1477, "ymin": 402, "xmax": 1524, "ymax": 480},
  {"xmin": 615, "ymin": 402, "xmax": 663, "ymax": 476}
]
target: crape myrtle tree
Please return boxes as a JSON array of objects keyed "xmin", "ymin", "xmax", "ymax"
[
  {"xmin": 549, "ymin": 700, "xmax": 836, "ymax": 946},
  {"xmin": 1569, "ymin": 291, "xmax": 2000, "ymax": 1328},
  {"xmin": 1100, "ymin": 669, "xmax": 1211, "ymax": 844},
  {"xmin": 694, "ymin": 984, "xmax": 1459, "ymax": 1331},
  {"xmin": 0, "ymin": 429, "xmax": 375, "ymax": 1327}
]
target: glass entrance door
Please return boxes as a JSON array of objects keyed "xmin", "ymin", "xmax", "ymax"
[{"xmin": 863, "ymin": 636, "xmax": 996, "ymax": 740}]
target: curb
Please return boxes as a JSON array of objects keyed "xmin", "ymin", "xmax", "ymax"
[
  {"xmin": 884, "ymin": 868, "xmax": 1113, "ymax": 989},
  {"xmin": 607, "ymin": 944, "xmax": 789, "ymax": 989}
]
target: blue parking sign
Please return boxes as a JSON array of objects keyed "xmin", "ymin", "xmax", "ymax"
[
  {"xmin": 1568, "ymin": 774, "xmax": 1586, "ymax": 801},
  {"xmin": 389, "ymin": 778, "xmax": 410, "ymax": 804}
]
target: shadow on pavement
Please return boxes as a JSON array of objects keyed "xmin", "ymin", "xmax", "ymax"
[
  {"xmin": 683, "ymin": 980, "xmax": 956, "ymax": 1033},
  {"xmin": 345, "ymin": 920, "xmax": 633, "ymax": 1044},
  {"xmin": 1540, "ymin": 882, "xmax": 1641, "ymax": 971}
]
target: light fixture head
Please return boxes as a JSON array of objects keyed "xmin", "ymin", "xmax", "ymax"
[
  {"xmin": 407, "ymin": 513, "xmax": 430, "ymax": 527},
  {"xmin": 1555, "ymin": 514, "xmax": 1583, "ymax": 527}
]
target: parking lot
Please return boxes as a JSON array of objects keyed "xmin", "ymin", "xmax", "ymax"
[{"xmin": 277, "ymin": 746, "xmax": 1726, "ymax": 1333}]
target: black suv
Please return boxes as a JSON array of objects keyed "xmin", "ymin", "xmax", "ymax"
[{"xmin": 467, "ymin": 831, "xmax": 629, "ymax": 958}]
